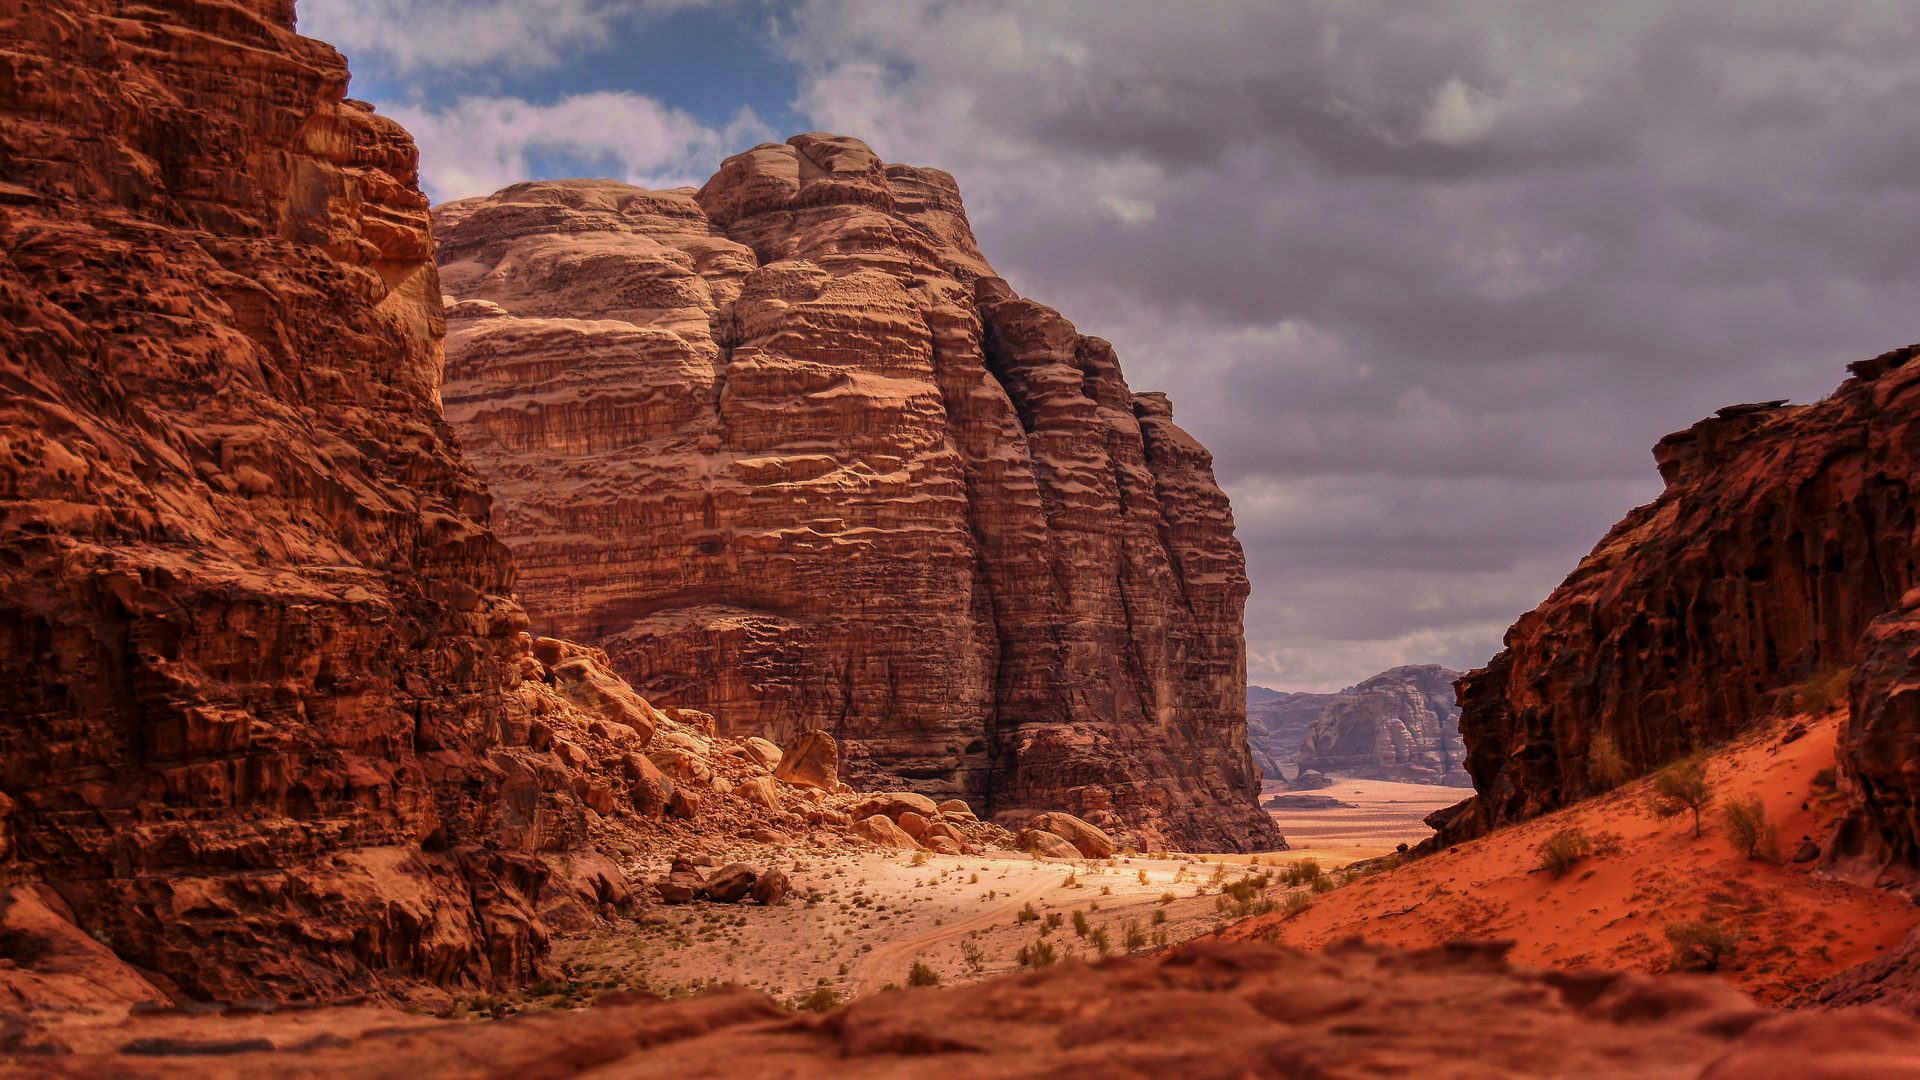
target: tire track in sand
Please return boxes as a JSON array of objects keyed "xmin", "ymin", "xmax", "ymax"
[{"xmin": 847, "ymin": 869, "xmax": 1062, "ymax": 992}]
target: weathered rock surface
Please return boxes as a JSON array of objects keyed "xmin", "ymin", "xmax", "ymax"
[
  {"xmin": 1295, "ymin": 665, "xmax": 1468, "ymax": 786},
  {"xmin": 13, "ymin": 940, "xmax": 1920, "ymax": 1078},
  {"xmin": 1026, "ymin": 811, "xmax": 1115, "ymax": 858},
  {"xmin": 1245, "ymin": 689, "xmax": 1335, "ymax": 782},
  {"xmin": 1442, "ymin": 350, "xmax": 1920, "ymax": 848},
  {"xmin": 0, "ymin": 0, "xmax": 619, "ymax": 1003},
  {"xmin": 433, "ymin": 137, "xmax": 1277, "ymax": 853}
]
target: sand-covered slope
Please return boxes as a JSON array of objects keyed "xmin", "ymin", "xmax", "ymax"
[{"xmin": 1229, "ymin": 710, "xmax": 1920, "ymax": 1005}]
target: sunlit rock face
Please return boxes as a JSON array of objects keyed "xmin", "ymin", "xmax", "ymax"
[
  {"xmin": 0, "ymin": 0, "xmax": 595, "ymax": 1001},
  {"xmin": 1296, "ymin": 666, "xmax": 1468, "ymax": 786},
  {"xmin": 435, "ymin": 135, "xmax": 1280, "ymax": 852}
]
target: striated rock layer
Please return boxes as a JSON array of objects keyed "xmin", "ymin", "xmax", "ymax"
[
  {"xmin": 1296, "ymin": 665, "xmax": 1468, "ymax": 786},
  {"xmin": 1439, "ymin": 348, "xmax": 1920, "ymax": 872},
  {"xmin": 434, "ymin": 135, "xmax": 1279, "ymax": 852},
  {"xmin": 0, "ymin": 0, "xmax": 608, "ymax": 1002}
]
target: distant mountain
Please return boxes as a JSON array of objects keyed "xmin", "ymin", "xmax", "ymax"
[
  {"xmin": 1247, "ymin": 685, "xmax": 1287, "ymax": 704},
  {"xmin": 1245, "ymin": 691, "xmax": 1339, "ymax": 783},
  {"xmin": 1297, "ymin": 665, "xmax": 1469, "ymax": 786}
]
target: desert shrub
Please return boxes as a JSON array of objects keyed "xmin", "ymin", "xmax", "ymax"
[
  {"xmin": 907, "ymin": 962, "xmax": 941, "ymax": 987},
  {"xmin": 1721, "ymin": 793, "xmax": 1780, "ymax": 861},
  {"xmin": 1137, "ymin": 869, "xmax": 1149, "ymax": 884},
  {"xmin": 1090, "ymin": 926, "xmax": 1113, "ymax": 956},
  {"xmin": 1587, "ymin": 731, "xmax": 1631, "ymax": 791},
  {"xmin": 1310, "ymin": 873, "xmax": 1338, "ymax": 894},
  {"xmin": 1812, "ymin": 767, "xmax": 1838, "ymax": 792},
  {"xmin": 1072, "ymin": 910, "xmax": 1091, "ymax": 937},
  {"xmin": 960, "ymin": 939, "xmax": 984, "ymax": 973},
  {"xmin": 1064, "ymin": 871, "xmax": 1078, "ymax": 887},
  {"xmin": 1159, "ymin": 891, "xmax": 1177, "ymax": 905},
  {"xmin": 1017, "ymin": 939, "xmax": 1058, "ymax": 969},
  {"xmin": 910, "ymin": 850, "xmax": 929, "ymax": 867},
  {"xmin": 1536, "ymin": 828, "xmax": 1593, "ymax": 878},
  {"xmin": 1284, "ymin": 891, "xmax": 1314, "ymax": 918},
  {"xmin": 1017, "ymin": 902, "xmax": 1039, "ymax": 924},
  {"xmin": 1664, "ymin": 918, "xmax": 1744, "ymax": 972},
  {"xmin": 1045, "ymin": 911, "xmax": 1064, "ymax": 931},
  {"xmin": 793, "ymin": 987, "xmax": 842, "ymax": 1012},
  {"xmin": 1790, "ymin": 666, "xmax": 1854, "ymax": 716},
  {"xmin": 1123, "ymin": 921, "xmax": 1147, "ymax": 950},
  {"xmin": 1281, "ymin": 859, "xmax": 1322, "ymax": 887},
  {"xmin": 1647, "ymin": 752, "xmax": 1714, "ymax": 837},
  {"xmin": 1151, "ymin": 908, "xmax": 1167, "ymax": 926}
]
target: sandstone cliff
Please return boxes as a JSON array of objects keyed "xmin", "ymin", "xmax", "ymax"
[
  {"xmin": 1245, "ymin": 690, "xmax": 1335, "ymax": 782},
  {"xmin": 1439, "ymin": 348, "xmax": 1920, "ymax": 867},
  {"xmin": 0, "ymin": 0, "xmax": 615, "ymax": 1003},
  {"xmin": 433, "ymin": 137, "xmax": 1278, "ymax": 853},
  {"xmin": 1296, "ymin": 665, "xmax": 1468, "ymax": 785}
]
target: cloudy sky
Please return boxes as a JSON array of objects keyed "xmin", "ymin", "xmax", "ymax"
[{"xmin": 300, "ymin": 0, "xmax": 1920, "ymax": 692}]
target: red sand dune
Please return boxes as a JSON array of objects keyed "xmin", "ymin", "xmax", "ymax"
[{"xmin": 1227, "ymin": 710, "xmax": 1920, "ymax": 1004}]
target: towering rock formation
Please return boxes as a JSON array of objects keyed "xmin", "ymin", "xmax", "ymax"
[
  {"xmin": 434, "ymin": 136, "xmax": 1278, "ymax": 852},
  {"xmin": 1296, "ymin": 665, "xmax": 1468, "ymax": 785},
  {"xmin": 0, "ymin": 0, "xmax": 603, "ymax": 1002},
  {"xmin": 1438, "ymin": 348, "xmax": 1920, "ymax": 864},
  {"xmin": 1245, "ymin": 690, "xmax": 1336, "ymax": 782}
]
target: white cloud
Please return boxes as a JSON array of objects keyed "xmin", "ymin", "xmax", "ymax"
[
  {"xmin": 383, "ymin": 92, "xmax": 774, "ymax": 201},
  {"xmin": 1095, "ymin": 193, "xmax": 1156, "ymax": 225},
  {"xmin": 1420, "ymin": 77, "xmax": 1505, "ymax": 144},
  {"xmin": 298, "ymin": 0, "xmax": 635, "ymax": 74}
]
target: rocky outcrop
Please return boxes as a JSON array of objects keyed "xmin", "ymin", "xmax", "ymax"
[
  {"xmin": 1295, "ymin": 666, "xmax": 1468, "ymax": 785},
  {"xmin": 0, "ymin": 0, "xmax": 633, "ymax": 1003},
  {"xmin": 1245, "ymin": 690, "xmax": 1336, "ymax": 782},
  {"xmin": 432, "ymin": 136, "xmax": 1278, "ymax": 853},
  {"xmin": 15, "ymin": 939, "xmax": 1920, "ymax": 1076},
  {"xmin": 1440, "ymin": 347, "xmax": 1920, "ymax": 855}
]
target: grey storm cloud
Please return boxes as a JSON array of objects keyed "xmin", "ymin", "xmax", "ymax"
[{"xmin": 301, "ymin": 0, "xmax": 1920, "ymax": 690}]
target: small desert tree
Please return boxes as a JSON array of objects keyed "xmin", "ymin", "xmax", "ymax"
[
  {"xmin": 1586, "ymin": 731, "xmax": 1631, "ymax": 791},
  {"xmin": 1535, "ymin": 827, "xmax": 1592, "ymax": 878},
  {"xmin": 907, "ymin": 962, "xmax": 941, "ymax": 987},
  {"xmin": 1721, "ymin": 793, "xmax": 1780, "ymax": 861},
  {"xmin": 1647, "ymin": 752, "xmax": 1714, "ymax": 837}
]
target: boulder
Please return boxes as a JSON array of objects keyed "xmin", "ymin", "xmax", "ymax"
[
  {"xmin": 703, "ymin": 863, "xmax": 758, "ymax": 903},
  {"xmin": 650, "ymin": 748, "xmax": 713, "ymax": 786},
  {"xmin": 1018, "ymin": 829, "xmax": 1080, "ymax": 860},
  {"xmin": 923, "ymin": 820, "xmax": 962, "ymax": 843},
  {"xmin": 1029, "ymin": 812, "xmax": 1115, "ymax": 859},
  {"xmin": 852, "ymin": 815, "xmax": 920, "ymax": 850},
  {"xmin": 926, "ymin": 836, "xmax": 963, "ymax": 856},
  {"xmin": 850, "ymin": 792, "xmax": 940, "ymax": 822},
  {"xmin": 655, "ymin": 861, "xmax": 704, "ymax": 904},
  {"xmin": 668, "ymin": 788, "xmax": 702, "ymax": 820},
  {"xmin": 937, "ymin": 799, "xmax": 976, "ymax": 820},
  {"xmin": 553, "ymin": 740, "xmax": 590, "ymax": 770},
  {"xmin": 1287, "ymin": 770, "xmax": 1334, "ymax": 791},
  {"xmin": 550, "ymin": 656, "xmax": 661, "ymax": 744},
  {"xmin": 750, "ymin": 869, "xmax": 791, "ymax": 906},
  {"xmin": 751, "ymin": 829, "xmax": 792, "ymax": 846},
  {"xmin": 773, "ymin": 730, "xmax": 839, "ymax": 790},
  {"xmin": 738, "ymin": 777, "xmax": 781, "ymax": 810},
  {"xmin": 577, "ymin": 781, "xmax": 615, "ymax": 817},
  {"xmin": 897, "ymin": 811, "xmax": 931, "ymax": 839},
  {"xmin": 712, "ymin": 777, "xmax": 734, "ymax": 797},
  {"xmin": 623, "ymin": 754, "xmax": 673, "ymax": 818},
  {"xmin": 744, "ymin": 737, "xmax": 783, "ymax": 770},
  {"xmin": 588, "ymin": 719, "xmax": 641, "ymax": 745}
]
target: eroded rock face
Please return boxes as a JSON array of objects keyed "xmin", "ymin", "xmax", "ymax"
[
  {"xmin": 1296, "ymin": 666, "xmax": 1468, "ymax": 786},
  {"xmin": 1442, "ymin": 349, "xmax": 1920, "ymax": 852},
  {"xmin": 0, "ymin": 0, "xmax": 580, "ymax": 1001},
  {"xmin": 433, "ymin": 136, "xmax": 1278, "ymax": 852}
]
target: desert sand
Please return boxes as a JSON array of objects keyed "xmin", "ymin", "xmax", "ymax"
[
  {"xmin": 1227, "ymin": 710, "xmax": 1920, "ymax": 1004},
  {"xmin": 1261, "ymin": 778, "xmax": 1467, "ymax": 862}
]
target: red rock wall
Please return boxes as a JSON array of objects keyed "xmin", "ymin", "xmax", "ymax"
[
  {"xmin": 1441, "ymin": 347, "xmax": 1920, "ymax": 851},
  {"xmin": 0, "ymin": 0, "xmax": 579, "ymax": 1001},
  {"xmin": 435, "ymin": 135, "xmax": 1279, "ymax": 852}
]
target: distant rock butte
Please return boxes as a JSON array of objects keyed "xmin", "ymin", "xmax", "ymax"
[
  {"xmin": 1245, "ymin": 690, "xmax": 1335, "ymax": 782},
  {"xmin": 1296, "ymin": 665, "xmax": 1469, "ymax": 786},
  {"xmin": 433, "ymin": 136, "xmax": 1278, "ymax": 853}
]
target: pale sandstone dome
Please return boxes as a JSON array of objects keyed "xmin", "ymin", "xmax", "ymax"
[{"xmin": 435, "ymin": 134, "xmax": 1280, "ymax": 853}]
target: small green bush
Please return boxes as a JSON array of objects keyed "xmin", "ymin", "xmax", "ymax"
[
  {"xmin": 1017, "ymin": 939, "xmax": 1057, "ymax": 969},
  {"xmin": 1072, "ymin": 910, "xmax": 1091, "ymax": 937},
  {"xmin": 1722, "ymin": 793, "xmax": 1780, "ymax": 861},
  {"xmin": 1791, "ymin": 666, "xmax": 1854, "ymax": 716},
  {"xmin": 1664, "ymin": 918, "xmax": 1744, "ymax": 972},
  {"xmin": 1536, "ymin": 828, "xmax": 1592, "ymax": 878},
  {"xmin": 1017, "ymin": 902, "xmax": 1039, "ymax": 924},
  {"xmin": 1123, "ymin": 920, "xmax": 1147, "ymax": 951},
  {"xmin": 793, "ymin": 986, "xmax": 842, "ymax": 1012},
  {"xmin": 1283, "ymin": 891, "xmax": 1314, "ymax": 918},
  {"xmin": 1281, "ymin": 859, "xmax": 1323, "ymax": 887},
  {"xmin": 906, "ymin": 962, "xmax": 941, "ymax": 987},
  {"xmin": 1090, "ymin": 926, "xmax": 1112, "ymax": 956},
  {"xmin": 1151, "ymin": 908, "xmax": 1167, "ymax": 926}
]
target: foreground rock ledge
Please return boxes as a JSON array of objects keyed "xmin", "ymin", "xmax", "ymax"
[{"xmin": 11, "ymin": 940, "xmax": 1920, "ymax": 1077}]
